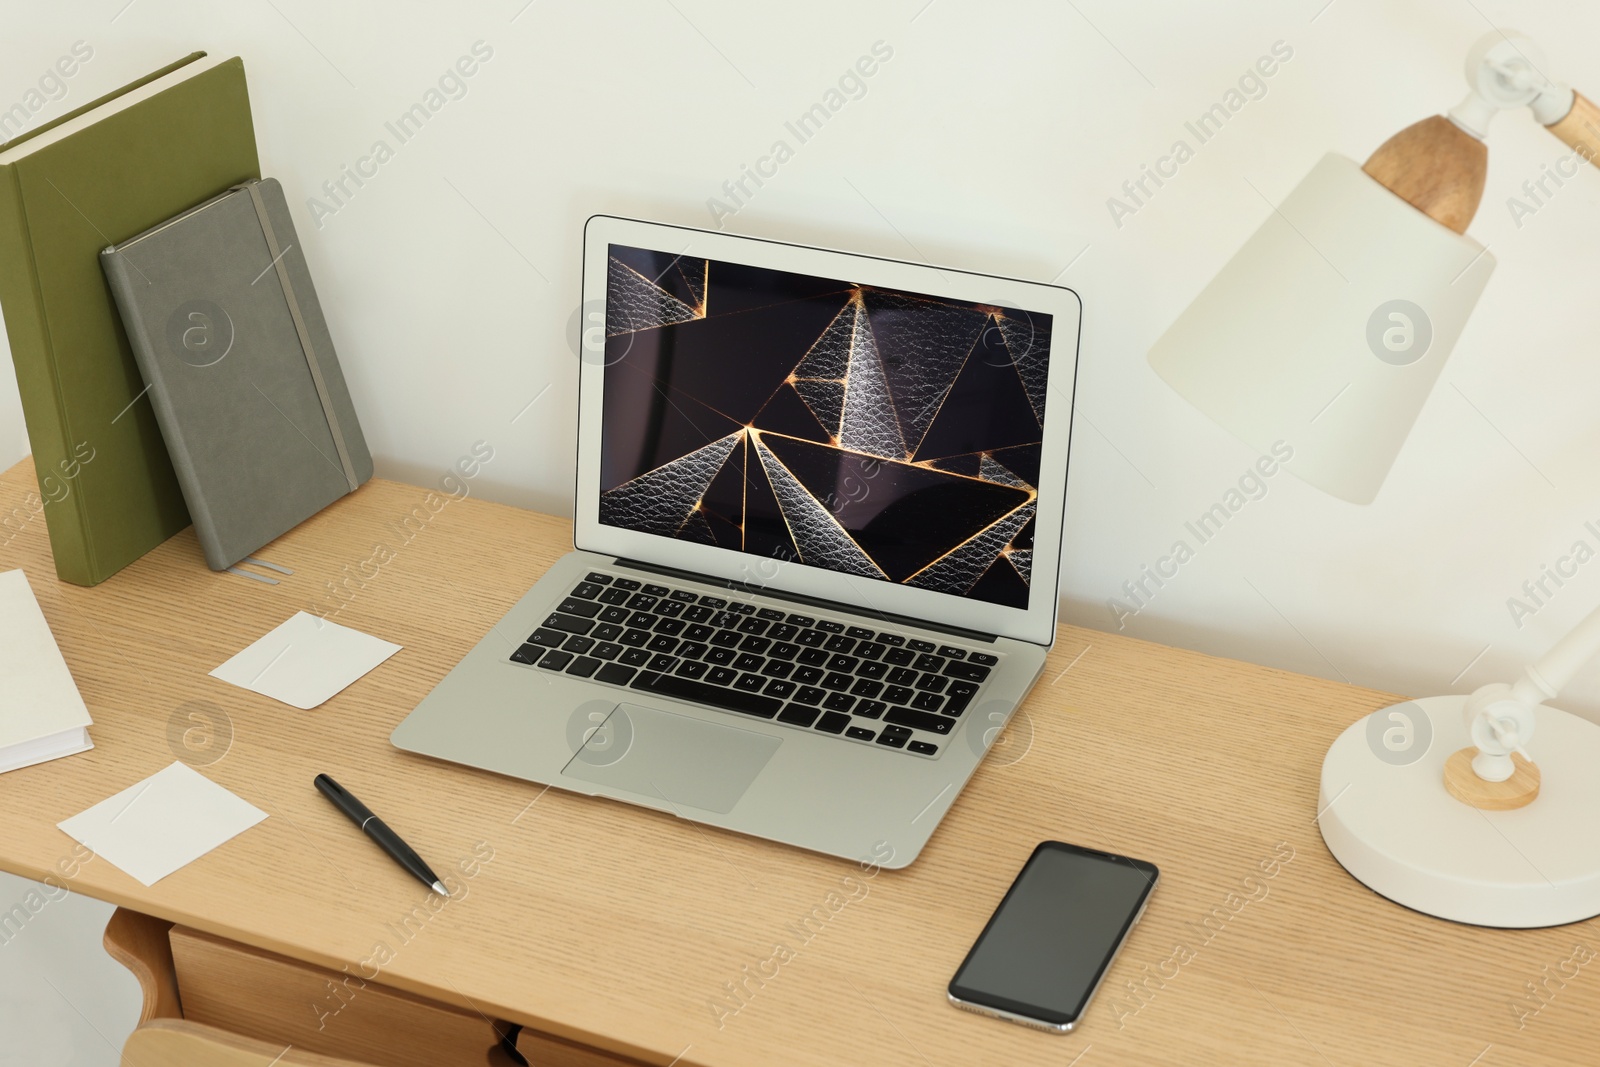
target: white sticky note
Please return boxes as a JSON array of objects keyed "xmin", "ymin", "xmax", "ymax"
[
  {"xmin": 210, "ymin": 611, "xmax": 401, "ymax": 710},
  {"xmin": 57, "ymin": 762, "xmax": 267, "ymax": 886}
]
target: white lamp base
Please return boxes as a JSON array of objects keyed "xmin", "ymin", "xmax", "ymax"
[{"xmin": 1318, "ymin": 696, "xmax": 1600, "ymax": 927}]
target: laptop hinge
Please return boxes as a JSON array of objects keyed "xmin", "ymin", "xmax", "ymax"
[{"xmin": 609, "ymin": 557, "xmax": 998, "ymax": 644}]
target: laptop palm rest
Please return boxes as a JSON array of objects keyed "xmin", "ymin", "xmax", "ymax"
[{"xmin": 560, "ymin": 703, "xmax": 781, "ymax": 815}]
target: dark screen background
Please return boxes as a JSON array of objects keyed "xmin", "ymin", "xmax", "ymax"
[
  {"xmin": 953, "ymin": 847, "xmax": 1154, "ymax": 1020},
  {"xmin": 597, "ymin": 244, "xmax": 1052, "ymax": 609}
]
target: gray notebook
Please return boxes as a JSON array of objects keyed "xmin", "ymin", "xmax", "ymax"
[{"xmin": 101, "ymin": 179, "xmax": 372, "ymax": 571}]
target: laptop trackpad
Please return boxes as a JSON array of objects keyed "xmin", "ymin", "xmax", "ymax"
[{"xmin": 560, "ymin": 702, "xmax": 781, "ymax": 814}]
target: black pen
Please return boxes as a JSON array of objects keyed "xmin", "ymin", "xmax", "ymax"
[{"xmin": 314, "ymin": 774, "xmax": 448, "ymax": 897}]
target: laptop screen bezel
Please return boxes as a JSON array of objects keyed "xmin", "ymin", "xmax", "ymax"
[{"xmin": 573, "ymin": 214, "xmax": 1081, "ymax": 647}]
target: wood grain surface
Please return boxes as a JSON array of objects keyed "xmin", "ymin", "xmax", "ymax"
[{"xmin": 1, "ymin": 459, "xmax": 1595, "ymax": 1066}]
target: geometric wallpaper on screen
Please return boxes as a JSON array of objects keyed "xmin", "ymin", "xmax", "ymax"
[{"xmin": 598, "ymin": 245, "xmax": 1052, "ymax": 609}]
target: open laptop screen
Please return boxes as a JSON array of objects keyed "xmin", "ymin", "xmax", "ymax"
[{"xmin": 597, "ymin": 244, "xmax": 1052, "ymax": 611}]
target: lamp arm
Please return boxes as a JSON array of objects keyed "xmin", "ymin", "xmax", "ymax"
[
  {"xmin": 1545, "ymin": 90, "xmax": 1600, "ymax": 165},
  {"xmin": 1511, "ymin": 601, "xmax": 1600, "ymax": 707}
]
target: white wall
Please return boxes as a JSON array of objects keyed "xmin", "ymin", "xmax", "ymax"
[{"xmin": 5, "ymin": 0, "xmax": 1600, "ymax": 725}]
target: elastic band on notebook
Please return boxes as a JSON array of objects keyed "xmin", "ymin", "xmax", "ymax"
[{"xmin": 243, "ymin": 181, "xmax": 360, "ymax": 493}]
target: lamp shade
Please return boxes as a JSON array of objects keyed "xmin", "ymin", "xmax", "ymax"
[{"xmin": 1148, "ymin": 154, "xmax": 1496, "ymax": 504}]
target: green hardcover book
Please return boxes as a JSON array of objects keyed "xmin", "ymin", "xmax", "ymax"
[{"xmin": 0, "ymin": 54, "xmax": 260, "ymax": 585}]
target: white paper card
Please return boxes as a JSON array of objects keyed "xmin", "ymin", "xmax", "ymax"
[
  {"xmin": 210, "ymin": 611, "xmax": 401, "ymax": 710},
  {"xmin": 57, "ymin": 762, "xmax": 267, "ymax": 886}
]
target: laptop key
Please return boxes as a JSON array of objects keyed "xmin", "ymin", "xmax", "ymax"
[
  {"xmin": 908, "ymin": 740, "xmax": 939, "ymax": 756},
  {"xmin": 739, "ymin": 635, "xmax": 771, "ymax": 654},
  {"xmin": 885, "ymin": 707, "xmax": 952, "ymax": 734},
  {"xmin": 735, "ymin": 673, "xmax": 765, "ymax": 693},
  {"xmin": 592, "ymin": 623, "xmax": 623, "ymax": 641},
  {"xmin": 796, "ymin": 628, "xmax": 827, "ymax": 647},
  {"xmin": 769, "ymin": 642, "xmax": 800, "ymax": 660},
  {"xmin": 528, "ymin": 628, "xmax": 566, "ymax": 648},
  {"xmin": 545, "ymin": 613, "xmax": 595, "ymax": 635},
  {"xmin": 683, "ymin": 605, "xmax": 713, "ymax": 623},
  {"xmin": 647, "ymin": 635, "xmax": 678, "ymax": 653},
  {"xmin": 850, "ymin": 678, "xmax": 883, "ymax": 698},
  {"xmin": 764, "ymin": 679, "xmax": 796, "ymax": 698},
  {"xmin": 684, "ymin": 622, "xmax": 715, "ymax": 641},
  {"xmin": 854, "ymin": 699, "xmax": 887, "ymax": 719},
  {"xmin": 711, "ymin": 611, "xmax": 741, "ymax": 629},
  {"xmin": 653, "ymin": 617, "xmax": 686, "ymax": 636},
  {"xmin": 945, "ymin": 661, "xmax": 992, "ymax": 682},
  {"xmin": 883, "ymin": 647, "xmax": 915, "ymax": 666},
  {"xmin": 705, "ymin": 647, "xmax": 736, "ymax": 666},
  {"xmin": 815, "ymin": 711, "xmax": 851, "ymax": 733},
  {"xmin": 846, "ymin": 726, "xmax": 875, "ymax": 741},
  {"xmin": 593, "ymin": 642, "xmax": 623, "ymax": 660},
  {"xmin": 914, "ymin": 653, "xmax": 945, "ymax": 672},
  {"xmin": 620, "ymin": 628, "xmax": 651, "ymax": 647},
  {"xmin": 585, "ymin": 572, "xmax": 612, "ymax": 584},
  {"xmin": 817, "ymin": 620, "xmax": 845, "ymax": 634},
  {"xmin": 768, "ymin": 623, "xmax": 798, "ymax": 641},
  {"xmin": 824, "ymin": 635, "xmax": 855, "ymax": 654},
  {"xmin": 707, "ymin": 666, "xmax": 737, "ymax": 686},
  {"xmin": 827, "ymin": 654, "xmax": 859, "ymax": 673},
  {"xmin": 710, "ymin": 630, "xmax": 742, "ymax": 648},
  {"xmin": 916, "ymin": 673, "xmax": 948, "ymax": 693},
  {"xmin": 757, "ymin": 607, "xmax": 786, "ymax": 621},
  {"xmin": 631, "ymin": 672, "xmax": 781, "ymax": 719},
  {"xmin": 857, "ymin": 661, "xmax": 887, "ymax": 680},
  {"xmin": 887, "ymin": 667, "xmax": 918, "ymax": 686},
  {"xmin": 678, "ymin": 642, "xmax": 709, "ymax": 660},
  {"xmin": 733, "ymin": 653, "xmax": 763, "ymax": 671},
  {"xmin": 737, "ymin": 617, "xmax": 769, "ymax": 635},
  {"xmin": 598, "ymin": 606, "xmax": 630, "ymax": 625},
  {"xmin": 653, "ymin": 600, "xmax": 685, "ymax": 618},
  {"xmin": 626, "ymin": 594, "xmax": 658, "ymax": 611},
  {"xmin": 566, "ymin": 656, "xmax": 602, "ymax": 679},
  {"xmin": 699, "ymin": 595, "xmax": 727, "ymax": 608},
  {"xmin": 883, "ymin": 685, "xmax": 914, "ymax": 705},
  {"xmin": 558, "ymin": 598, "xmax": 602, "ymax": 618},
  {"xmin": 599, "ymin": 587, "xmax": 629, "ymax": 605},
  {"xmin": 612, "ymin": 578, "xmax": 641, "ymax": 591},
  {"xmin": 821, "ymin": 672, "xmax": 853, "ymax": 692},
  {"xmin": 729, "ymin": 603, "xmax": 757, "ymax": 615},
  {"xmin": 794, "ymin": 686, "xmax": 825, "ymax": 706},
  {"xmin": 793, "ymin": 665, "xmax": 823, "ymax": 684},
  {"xmin": 761, "ymin": 660, "xmax": 793, "ymax": 678},
  {"xmin": 570, "ymin": 582, "xmax": 604, "ymax": 600},
  {"xmin": 648, "ymin": 653, "xmax": 678, "ymax": 672},
  {"xmin": 969, "ymin": 651, "xmax": 998, "ymax": 666},
  {"xmin": 938, "ymin": 645, "xmax": 965, "ymax": 659},
  {"xmin": 778, "ymin": 704, "xmax": 820, "ymax": 727},
  {"xmin": 908, "ymin": 639, "xmax": 936, "ymax": 653},
  {"xmin": 797, "ymin": 648, "xmax": 828, "ymax": 666},
  {"xmin": 620, "ymin": 648, "xmax": 651, "ymax": 667},
  {"xmin": 912, "ymin": 691, "xmax": 944, "ymax": 713},
  {"xmin": 510, "ymin": 644, "xmax": 541, "ymax": 665},
  {"xmin": 670, "ymin": 589, "xmax": 698, "ymax": 602},
  {"xmin": 846, "ymin": 626, "xmax": 875, "ymax": 640},
  {"xmin": 854, "ymin": 642, "xmax": 885, "ymax": 661},
  {"xmin": 945, "ymin": 681, "xmax": 978, "ymax": 715},
  {"xmin": 642, "ymin": 583, "xmax": 669, "ymax": 596},
  {"xmin": 538, "ymin": 650, "xmax": 574, "ymax": 671},
  {"xmin": 595, "ymin": 663, "xmax": 635, "ymax": 686},
  {"xmin": 823, "ymin": 692, "xmax": 855, "ymax": 713},
  {"xmin": 876, "ymin": 725, "xmax": 911, "ymax": 748},
  {"xmin": 877, "ymin": 634, "xmax": 905, "ymax": 647},
  {"xmin": 675, "ymin": 660, "xmax": 708, "ymax": 679},
  {"xmin": 628, "ymin": 612, "xmax": 656, "ymax": 628},
  {"xmin": 785, "ymin": 614, "xmax": 816, "ymax": 627},
  {"xmin": 562, "ymin": 635, "xmax": 595, "ymax": 654}
]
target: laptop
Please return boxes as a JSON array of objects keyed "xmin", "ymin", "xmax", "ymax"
[{"xmin": 391, "ymin": 215, "xmax": 1081, "ymax": 869}]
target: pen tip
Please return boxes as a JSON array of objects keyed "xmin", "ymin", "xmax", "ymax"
[{"xmin": 432, "ymin": 881, "xmax": 449, "ymax": 897}]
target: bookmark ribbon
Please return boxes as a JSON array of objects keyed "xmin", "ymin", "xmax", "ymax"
[{"xmin": 243, "ymin": 181, "xmax": 360, "ymax": 493}]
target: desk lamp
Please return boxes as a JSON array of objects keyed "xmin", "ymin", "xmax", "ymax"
[{"xmin": 1148, "ymin": 30, "xmax": 1599, "ymax": 505}]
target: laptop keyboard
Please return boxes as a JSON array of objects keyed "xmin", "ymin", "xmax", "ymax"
[{"xmin": 506, "ymin": 571, "xmax": 999, "ymax": 759}]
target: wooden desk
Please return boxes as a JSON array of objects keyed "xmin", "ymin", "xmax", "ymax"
[{"xmin": 0, "ymin": 458, "xmax": 1594, "ymax": 1066}]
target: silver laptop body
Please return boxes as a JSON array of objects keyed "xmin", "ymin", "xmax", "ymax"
[{"xmin": 392, "ymin": 216, "xmax": 1082, "ymax": 869}]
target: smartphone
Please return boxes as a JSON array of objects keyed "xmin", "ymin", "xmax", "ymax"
[{"xmin": 947, "ymin": 840, "xmax": 1159, "ymax": 1032}]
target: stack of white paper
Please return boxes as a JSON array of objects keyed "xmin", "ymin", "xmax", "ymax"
[{"xmin": 0, "ymin": 569, "xmax": 93, "ymax": 774}]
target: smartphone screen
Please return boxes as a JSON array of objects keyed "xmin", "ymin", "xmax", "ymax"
[{"xmin": 948, "ymin": 841, "xmax": 1158, "ymax": 1031}]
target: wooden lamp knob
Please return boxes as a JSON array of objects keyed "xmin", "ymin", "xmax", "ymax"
[
  {"xmin": 1362, "ymin": 115, "xmax": 1487, "ymax": 234},
  {"xmin": 1546, "ymin": 90, "xmax": 1600, "ymax": 163}
]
